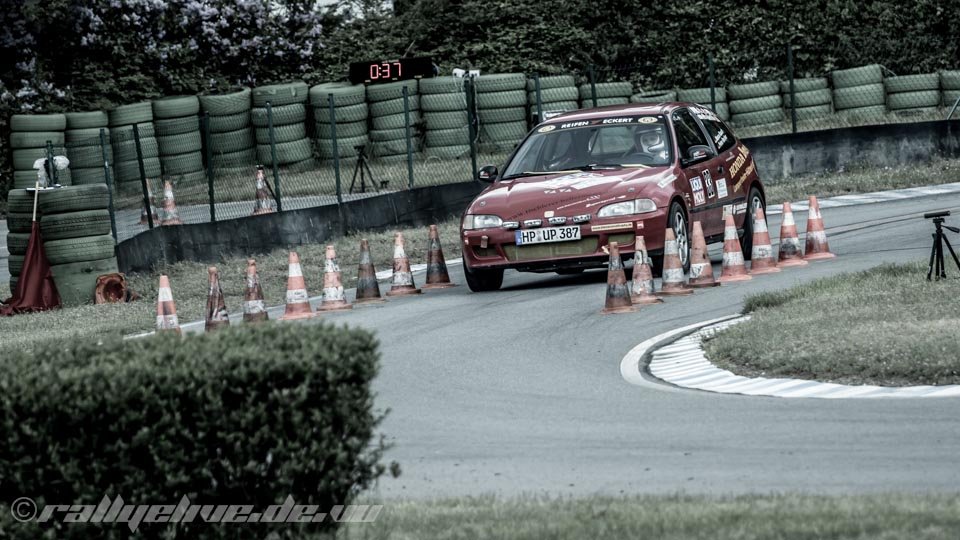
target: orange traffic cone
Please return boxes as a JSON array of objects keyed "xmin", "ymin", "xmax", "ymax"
[
  {"xmin": 659, "ymin": 228, "xmax": 694, "ymax": 296},
  {"xmin": 318, "ymin": 245, "xmax": 352, "ymax": 311},
  {"xmin": 749, "ymin": 208, "xmax": 780, "ymax": 274},
  {"xmin": 160, "ymin": 179, "xmax": 183, "ymax": 226},
  {"xmin": 205, "ymin": 266, "xmax": 230, "ymax": 332},
  {"xmin": 140, "ymin": 181, "xmax": 159, "ymax": 225},
  {"xmin": 777, "ymin": 201, "xmax": 808, "ymax": 267},
  {"xmin": 355, "ymin": 239, "xmax": 386, "ymax": 304},
  {"xmin": 602, "ymin": 241, "xmax": 636, "ymax": 314},
  {"xmin": 243, "ymin": 259, "xmax": 269, "ymax": 323},
  {"xmin": 630, "ymin": 236, "xmax": 663, "ymax": 305},
  {"xmin": 804, "ymin": 195, "xmax": 836, "ymax": 260},
  {"xmin": 719, "ymin": 214, "xmax": 752, "ymax": 282},
  {"xmin": 252, "ymin": 165, "xmax": 275, "ymax": 215},
  {"xmin": 156, "ymin": 275, "xmax": 181, "ymax": 334},
  {"xmin": 688, "ymin": 221, "xmax": 720, "ymax": 288},
  {"xmin": 280, "ymin": 251, "xmax": 316, "ymax": 320},
  {"xmin": 386, "ymin": 232, "xmax": 421, "ymax": 296},
  {"xmin": 423, "ymin": 224, "xmax": 456, "ymax": 289}
]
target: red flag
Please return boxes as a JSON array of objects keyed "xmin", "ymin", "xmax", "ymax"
[{"xmin": 1, "ymin": 221, "xmax": 61, "ymax": 315}]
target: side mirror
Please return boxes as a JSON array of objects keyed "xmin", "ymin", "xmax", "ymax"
[
  {"xmin": 681, "ymin": 145, "xmax": 713, "ymax": 167},
  {"xmin": 477, "ymin": 165, "xmax": 499, "ymax": 183}
]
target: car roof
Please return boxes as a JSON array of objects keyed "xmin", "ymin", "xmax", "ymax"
[{"xmin": 542, "ymin": 101, "xmax": 693, "ymax": 123}]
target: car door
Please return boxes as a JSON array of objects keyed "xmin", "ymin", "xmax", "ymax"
[
  {"xmin": 693, "ymin": 108, "xmax": 742, "ymax": 236},
  {"xmin": 670, "ymin": 108, "xmax": 725, "ymax": 237}
]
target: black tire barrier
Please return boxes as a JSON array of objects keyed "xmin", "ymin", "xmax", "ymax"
[
  {"xmin": 477, "ymin": 107, "xmax": 526, "ymax": 123},
  {"xmin": 370, "ymin": 95, "xmax": 421, "ymax": 116},
  {"xmin": 254, "ymin": 123, "xmax": 306, "ymax": 144},
  {"xmin": 527, "ymin": 86, "xmax": 578, "ymax": 104},
  {"xmin": 477, "ymin": 90, "xmax": 526, "ymax": 109},
  {"xmin": 9, "ymin": 131, "xmax": 64, "ymax": 149},
  {"xmin": 6, "ymin": 233, "xmax": 30, "ymax": 256},
  {"xmin": 475, "ymin": 73, "xmax": 526, "ymax": 93},
  {"xmin": 10, "ymin": 113, "xmax": 67, "ymax": 132},
  {"xmin": 366, "ymin": 80, "xmax": 418, "ymax": 102},
  {"xmin": 108, "ymin": 102, "xmax": 153, "ymax": 127},
  {"xmin": 315, "ymin": 120, "xmax": 367, "ymax": 139},
  {"xmin": 421, "ymin": 93, "xmax": 468, "ymax": 112},
  {"xmin": 65, "ymin": 111, "xmax": 109, "ymax": 130},
  {"xmin": 783, "ymin": 88, "xmax": 833, "ymax": 108},
  {"xmin": 424, "ymin": 110, "xmax": 469, "ymax": 130},
  {"xmin": 308, "ymin": 82, "xmax": 366, "ymax": 106},
  {"xmin": 313, "ymin": 103, "xmax": 369, "ymax": 124},
  {"xmin": 70, "ymin": 167, "xmax": 110, "ymax": 186},
  {"xmin": 13, "ymin": 169, "xmax": 72, "ymax": 189},
  {"xmin": 50, "ymin": 257, "xmax": 120, "ymax": 307},
  {"xmin": 251, "ymin": 104, "xmax": 307, "ymax": 128},
  {"xmin": 884, "ymin": 73, "xmax": 940, "ymax": 93},
  {"xmin": 199, "ymin": 88, "xmax": 251, "ymax": 115},
  {"xmin": 206, "ymin": 112, "xmax": 250, "ymax": 133},
  {"xmin": 255, "ymin": 138, "xmax": 313, "ymax": 165},
  {"xmin": 941, "ymin": 71, "xmax": 960, "ymax": 90},
  {"xmin": 65, "ymin": 127, "xmax": 109, "ymax": 144},
  {"xmin": 525, "ymin": 75, "xmax": 576, "ymax": 91},
  {"xmin": 832, "ymin": 64, "xmax": 883, "ymax": 88},
  {"xmin": 425, "ymin": 127, "xmax": 471, "ymax": 147},
  {"xmin": 727, "ymin": 81, "xmax": 779, "ymax": 100},
  {"xmin": 38, "ymin": 184, "xmax": 109, "ymax": 214},
  {"xmin": 113, "ymin": 136, "xmax": 159, "ymax": 162},
  {"xmin": 252, "ymin": 81, "xmax": 309, "ymax": 107},
  {"xmin": 152, "ymin": 95, "xmax": 201, "ymax": 119},
  {"xmin": 7, "ymin": 213, "xmax": 34, "ymax": 234},
  {"xmin": 887, "ymin": 90, "xmax": 942, "ymax": 110},
  {"xmin": 110, "ymin": 122, "xmax": 155, "ymax": 140},
  {"xmin": 481, "ymin": 121, "xmax": 527, "ymax": 142},
  {"xmin": 44, "ymin": 234, "xmax": 116, "ymax": 266},
  {"xmin": 419, "ymin": 77, "xmax": 468, "ymax": 94},
  {"xmin": 578, "ymin": 81, "xmax": 633, "ymax": 99},
  {"xmin": 161, "ymin": 151, "xmax": 205, "ymax": 175},
  {"xmin": 40, "ymin": 209, "xmax": 112, "ymax": 241},
  {"xmin": 834, "ymin": 83, "xmax": 885, "ymax": 109},
  {"xmin": 368, "ymin": 128, "xmax": 408, "ymax": 142},
  {"xmin": 209, "ymin": 129, "xmax": 255, "ymax": 153},
  {"xmin": 424, "ymin": 144, "xmax": 471, "ymax": 159},
  {"xmin": 316, "ymin": 136, "xmax": 369, "ymax": 159},
  {"xmin": 836, "ymin": 104, "xmax": 888, "ymax": 119},
  {"xmin": 158, "ymin": 131, "xmax": 203, "ymax": 156},
  {"xmin": 155, "ymin": 116, "xmax": 201, "ymax": 136},
  {"xmin": 371, "ymin": 111, "xmax": 420, "ymax": 130},
  {"xmin": 677, "ymin": 88, "xmax": 728, "ymax": 102},
  {"xmin": 730, "ymin": 94, "xmax": 783, "ymax": 115},
  {"xmin": 731, "ymin": 108, "xmax": 785, "ymax": 127},
  {"xmin": 115, "ymin": 157, "xmax": 162, "ymax": 182}
]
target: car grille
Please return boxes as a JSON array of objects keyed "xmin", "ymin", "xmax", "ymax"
[{"xmin": 474, "ymin": 233, "xmax": 636, "ymax": 261}]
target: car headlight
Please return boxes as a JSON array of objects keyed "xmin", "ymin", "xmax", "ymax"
[
  {"xmin": 463, "ymin": 214, "xmax": 503, "ymax": 230},
  {"xmin": 596, "ymin": 199, "xmax": 657, "ymax": 218}
]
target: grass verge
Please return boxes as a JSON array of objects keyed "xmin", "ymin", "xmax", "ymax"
[
  {"xmin": 762, "ymin": 157, "xmax": 960, "ymax": 204},
  {"xmin": 0, "ymin": 216, "xmax": 463, "ymax": 352},
  {"xmin": 703, "ymin": 261, "xmax": 960, "ymax": 386},
  {"xmin": 335, "ymin": 494, "xmax": 960, "ymax": 540}
]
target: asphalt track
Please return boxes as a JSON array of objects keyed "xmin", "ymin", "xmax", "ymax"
[{"xmin": 313, "ymin": 191, "xmax": 960, "ymax": 499}]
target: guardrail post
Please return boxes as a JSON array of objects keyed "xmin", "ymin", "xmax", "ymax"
[
  {"xmin": 534, "ymin": 73, "xmax": 544, "ymax": 124},
  {"xmin": 201, "ymin": 113, "xmax": 216, "ymax": 223},
  {"xmin": 787, "ymin": 44, "xmax": 797, "ymax": 134},
  {"xmin": 99, "ymin": 128, "xmax": 119, "ymax": 243},
  {"xmin": 266, "ymin": 102, "xmax": 283, "ymax": 212},
  {"xmin": 465, "ymin": 76, "xmax": 479, "ymax": 181},
  {"xmin": 402, "ymin": 85, "xmax": 415, "ymax": 190},
  {"xmin": 328, "ymin": 94, "xmax": 344, "ymax": 205},
  {"xmin": 133, "ymin": 124, "xmax": 154, "ymax": 229},
  {"xmin": 588, "ymin": 64, "xmax": 598, "ymax": 108}
]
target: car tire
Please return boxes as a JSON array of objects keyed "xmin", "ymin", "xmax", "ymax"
[
  {"xmin": 463, "ymin": 258, "xmax": 504, "ymax": 292},
  {"xmin": 653, "ymin": 201, "xmax": 691, "ymax": 275},
  {"xmin": 741, "ymin": 186, "xmax": 765, "ymax": 260}
]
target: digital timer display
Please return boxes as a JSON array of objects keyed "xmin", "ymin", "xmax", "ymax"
[{"xmin": 349, "ymin": 57, "xmax": 434, "ymax": 85}]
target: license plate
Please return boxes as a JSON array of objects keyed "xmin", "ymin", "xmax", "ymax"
[{"xmin": 515, "ymin": 225, "xmax": 581, "ymax": 245}]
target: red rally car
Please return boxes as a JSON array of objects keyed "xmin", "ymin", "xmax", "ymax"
[{"xmin": 460, "ymin": 102, "xmax": 766, "ymax": 292}]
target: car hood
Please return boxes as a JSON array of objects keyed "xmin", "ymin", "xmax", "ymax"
[{"xmin": 467, "ymin": 167, "xmax": 676, "ymax": 222}]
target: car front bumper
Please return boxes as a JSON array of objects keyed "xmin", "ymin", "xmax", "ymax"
[{"xmin": 461, "ymin": 209, "xmax": 670, "ymax": 272}]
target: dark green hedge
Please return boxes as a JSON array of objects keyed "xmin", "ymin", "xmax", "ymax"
[{"xmin": 0, "ymin": 323, "xmax": 387, "ymax": 539}]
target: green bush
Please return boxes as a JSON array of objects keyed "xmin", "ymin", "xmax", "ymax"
[{"xmin": 0, "ymin": 323, "xmax": 388, "ymax": 539}]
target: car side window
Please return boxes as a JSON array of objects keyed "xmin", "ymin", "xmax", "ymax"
[
  {"xmin": 671, "ymin": 109, "xmax": 709, "ymax": 157},
  {"xmin": 700, "ymin": 117, "xmax": 736, "ymax": 153}
]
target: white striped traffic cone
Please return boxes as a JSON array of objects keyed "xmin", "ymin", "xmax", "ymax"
[{"xmin": 280, "ymin": 251, "xmax": 316, "ymax": 320}]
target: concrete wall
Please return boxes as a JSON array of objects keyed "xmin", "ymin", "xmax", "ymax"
[
  {"xmin": 118, "ymin": 181, "xmax": 482, "ymax": 272},
  {"xmin": 744, "ymin": 120, "xmax": 960, "ymax": 182}
]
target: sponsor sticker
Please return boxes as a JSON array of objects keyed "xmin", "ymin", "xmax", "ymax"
[
  {"xmin": 728, "ymin": 146, "xmax": 750, "ymax": 178},
  {"xmin": 716, "ymin": 177, "xmax": 728, "ymax": 198},
  {"xmin": 713, "ymin": 129, "xmax": 728, "ymax": 148},
  {"xmin": 635, "ymin": 222, "xmax": 645, "ymax": 230},
  {"xmin": 703, "ymin": 170, "xmax": 715, "ymax": 198},
  {"xmin": 656, "ymin": 173, "xmax": 676, "ymax": 188},
  {"xmin": 733, "ymin": 162, "xmax": 756, "ymax": 192},
  {"xmin": 559, "ymin": 121, "xmax": 590, "ymax": 129},
  {"xmin": 733, "ymin": 202, "xmax": 747, "ymax": 215},
  {"xmin": 544, "ymin": 210, "xmax": 555, "ymax": 218},
  {"xmin": 639, "ymin": 117, "xmax": 658, "ymax": 124},
  {"xmin": 722, "ymin": 204, "xmax": 733, "ymax": 218},
  {"xmin": 693, "ymin": 191, "xmax": 706, "ymax": 206},
  {"xmin": 591, "ymin": 222, "xmax": 633, "ymax": 232},
  {"xmin": 601, "ymin": 117, "xmax": 635, "ymax": 124},
  {"xmin": 538, "ymin": 125, "xmax": 557, "ymax": 133},
  {"xmin": 689, "ymin": 176, "xmax": 703, "ymax": 192}
]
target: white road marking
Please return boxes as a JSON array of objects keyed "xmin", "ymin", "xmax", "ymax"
[
  {"xmin": 765, "ymin": 181, "xmax": 960, "ymax": 215},
  {"xmin": 623, "ymin": 315, "xmax": 960, "ymax": 399}
]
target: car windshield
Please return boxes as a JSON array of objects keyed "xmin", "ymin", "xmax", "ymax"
[{"xmin": 502, "ymin": 116, "xmax": 672, "ymax": 178}]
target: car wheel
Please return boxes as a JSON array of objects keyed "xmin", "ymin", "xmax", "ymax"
[
  {"xmin": 653, "ymin": 201, "xmax": 691, "ymax": 275},
  {"xmin": 463, "ymin": 258, "xmax": 504, "ymax": 292},
  {"xmin": 741, "ymin": 186, "xmax": 765, "ymax": 260}
]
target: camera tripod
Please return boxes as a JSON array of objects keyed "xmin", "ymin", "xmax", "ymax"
[
  {"xmin": 349, "ymin": 145, "xmax": 378, "ymax": 194},
  {"xmin": 926, "ymin": 215, "xmax": 960, "ymax": 280}
]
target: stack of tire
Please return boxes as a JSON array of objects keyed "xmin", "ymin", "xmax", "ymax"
[
  {"xmin": 37, "ymin": 184, "xmax": 117, "ymax": 306},
  {"xmin": 883, "ymin": 73, "xmax": 941, "ymax": 116},
  {"xmin": 476, "ymin": 74, "xmax": 527, "ymax": 154},
  {"xmin": 631, "ymin": 89, "xmax": 678, "ymax": 103},
  {"xmin": 367, "ymin": 80, "xmax": 420, "ymax": 163},
  {"xmin": 200, "ymin": 88, "xmax": 255, "ymax": 169},
  {"xmin": 5, "ymin": 189, "xmax": 45, "ymax": 293},
  {"xmin": 781, "ymin": 78, "xmax": 832, "ymax": 122},
  {"xmin": 831, "ymin": 64, "xmax": 887, "ymax": 119},
  {"xmin": 109, "ymin": 103, "xmax": 159, "ymax": 186},
  {"xmin": 527, "ymin": 75, "xmax": 578, "ymax": 124},
  {"xmin": 9, "ymin": 114, "xmax": 69, "ymax": 189},
  {"xmin": 310, "ymin": 82, "xmax": 368, "ymax": 162},
  {"xmin": 65, "ymin": 111, "xmax": 111, "ymax": 185},
  {"xmin": 251, "ymin": 81, "xmax": 313, "ymax": 169},
  {"xmin": 728, "ymin": 81, "xmax": 784, "ymax": 127},
  {"xmin": 677, "ymin": 88, "xmax": 730, "ymax": 120},
  {"xmin": 153, "ymin": 96, "xmax": 205, "ymax": 185},
  {"xmin": 419, "ymin": 77, "xmax": 470, "ymax": 160},
  {"xmin": 943, "ymin": 71, "xmax": 960, "ymax": 108},
  {"xmin": 579, "ymin": 81, "xmax": 632, "ymax": 108}
]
